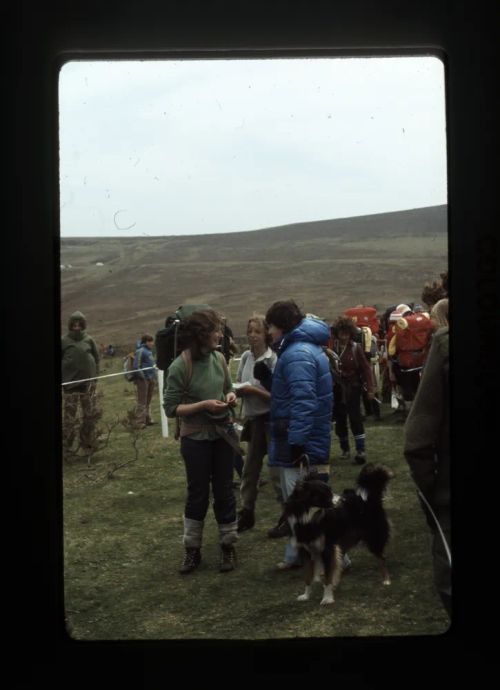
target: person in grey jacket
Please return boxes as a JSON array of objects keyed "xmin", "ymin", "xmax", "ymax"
[
  {"xmin": 61, "ymin": 310, "xmax": 100, "ymax": 452},
  {"xmin": 404, "ymin": 326, "xmax": 451, "ymax": 619}
]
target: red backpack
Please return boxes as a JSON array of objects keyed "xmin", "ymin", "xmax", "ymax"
[
  {"xmin": 393, "ymin": 314, "xmax": 433, "ymax": 369},
  {"xmin": 343, "ymin": 306, "xmax": 380, "ymax": 336}
]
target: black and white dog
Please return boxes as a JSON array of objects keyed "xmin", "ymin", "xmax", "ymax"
[{"xmin": 279, "ymin": 463, "xmax": 394, "ymax": 605}]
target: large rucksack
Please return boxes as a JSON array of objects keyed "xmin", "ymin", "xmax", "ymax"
[
  {"xmin": 353, "ymin": 325, "xmax": 376, "ymax": 356},
  {"xmin": 123, "ymin": 351, "xmax": 137, "ymax": 382},
  {"xmin": 391, "ymin": 313, "xmax": 433, "ymax": 370},
  {"xmin": 155, "ymin": 304, "xmax": 211, "ymax": 371},
  {"xmin": 343, "ymin": 306, "xmax": 380, "ymax": 336}
]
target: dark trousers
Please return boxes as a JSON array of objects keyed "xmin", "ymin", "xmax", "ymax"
[
  {"xmin": 393, "ymin": 364, "xmax": 421, "ymax": 401},
  {"xmin": 333, "ymin": 382, "xmax": 364, "ymax": 447},
  {"xmin": 181, "ymin": 436, "xmax": 236, "ymax": 524},
  {"xmin": 240, "ymin": 414, "xmax": 269, "ymax": 511}
]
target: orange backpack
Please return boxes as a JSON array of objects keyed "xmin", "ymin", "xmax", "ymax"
[
  {"xmin": 391, "ymin": 314, "xmax": 433, "ymax": 369},
  {"xmin": 343, "ymin": 306, "xmax": 380, "ymax": 336}
]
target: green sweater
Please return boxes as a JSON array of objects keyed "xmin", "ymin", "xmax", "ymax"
[{"xmin": 163, "ymin": 350, "xmax": 234, "ymax": 440}]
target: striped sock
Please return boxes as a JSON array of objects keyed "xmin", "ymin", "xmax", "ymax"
[{"xmin": 354, "ymin": 434, "xmax": 365, "ymax": 452}]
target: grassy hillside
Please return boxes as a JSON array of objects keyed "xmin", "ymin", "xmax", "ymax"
[
  {"xmin": 63, "ymin": 356, "xmax": 449, "ymax": 640},
  {"xmin": 60, "ymin": 205, "xmax": 447, "ymax": 348}
]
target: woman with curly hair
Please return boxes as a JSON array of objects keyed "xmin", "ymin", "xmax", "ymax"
[
  {"xmin": 163, "ymin": 308, "xmax": 240, "ymax": 575},
  {"xmin": 330, "ymin": 316, "xmax": 375, "ymax": 464}
]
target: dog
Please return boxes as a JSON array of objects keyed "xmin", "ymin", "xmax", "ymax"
[{"xmin": 278, "ymin": 463, "xmax": 394, "ymax": 605}]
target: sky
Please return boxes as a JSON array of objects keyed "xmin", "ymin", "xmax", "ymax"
[{"xmin": 58, "ymin": 56, "xmax": 447, "ymax": 237}]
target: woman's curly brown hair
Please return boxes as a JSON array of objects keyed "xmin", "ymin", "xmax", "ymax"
[
  {"xmin": 179, "ymin": 309, "xmax": 222, "ymax": 360},
  {"xmin": 330, "ymin": 316, "xmax": 359, "ymax": 339},
  {"xmin": 421, "ymin": 270, "xmax": 449, "ymax": 308}
]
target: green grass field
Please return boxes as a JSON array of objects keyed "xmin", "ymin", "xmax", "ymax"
[{"xmin": 62, "ymin": 357, "xmax": 449, "ymax": 640}]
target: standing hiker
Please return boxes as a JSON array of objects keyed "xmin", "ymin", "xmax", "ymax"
[
  {"xmin": 234, "ymin": 313, "xmax": 278, "ymax": 533},
  {"xmin": 132, "ymin": 334, "xmax": 157, "ymax": 428},
  {"xmin": 61, "ymin": 310, "xmax": 100, "ymax": 453},
  {"xmin": 163, "ymin": 309, "xmax": 240, "ymax": 574},
  {"xmin": 404, "ymin": 324, "xmax": 451, "ymax": 619},
  {"xmin": 330, "ymin": 315, "xmax": 374, "ymax": 464},
  {"xmin": 264, "ymin": 300, "xmax": 333, "ymax": 570}
]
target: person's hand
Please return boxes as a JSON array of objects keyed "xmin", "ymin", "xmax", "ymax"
[
  {"xmin": 204, "ymin": 399, "xmax": 228, "ymax": 413},
  {"xmin": 235, "ymin": 385, "xmax": 252, "ymax": 397},
  {"xmin": 225, "ymin": 392, "xmax": 238, "ymax": 407}
]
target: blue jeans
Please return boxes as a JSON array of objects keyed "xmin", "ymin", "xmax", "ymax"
[
  {"xmin": 181, "ymin": 436, "xmax": 236, "ymax": 524},
  {"xmin": 280, "ymin": 467, "xmax": 302, "ymax": 564},
  {"xmin": 279, "ymin": 466, "xmax": 330, "ymax": 564}
]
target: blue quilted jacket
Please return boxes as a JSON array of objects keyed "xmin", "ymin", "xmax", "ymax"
[{"xmin": 268, "ymin": 317, "xmax": 333, "ymax": 467}]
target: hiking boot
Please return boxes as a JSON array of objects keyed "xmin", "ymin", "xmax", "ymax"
[
  {"xmin": 237, "ymin": 508, "xmax": 255, "ymax": 533},
  {"xmin": 354, "ymin": 451, "xmax": 366, "ymax": 465},
  {"xmin": 179, "ymin": 547, "xmax": 201, "ymax": 574},
  {"xmin": 267, "ymin": 521, "xmax": 292, "ymax": 539},
  {"xmin": 340, "ymin": 449, "xmax": 351, "ymax": 460},
  {"xmin": 220, "ymin": 545, "xmax": 237, "ymax": 572}
]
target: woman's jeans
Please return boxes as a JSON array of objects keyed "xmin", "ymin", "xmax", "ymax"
[{"xmin": 181, "ymin": 436, "xmax": 236, "ymax": 524}]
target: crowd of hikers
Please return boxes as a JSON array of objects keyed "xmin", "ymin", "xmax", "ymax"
[{"xmin": 61, "ymin": 270, "xmax": 450, "ymax": 618}]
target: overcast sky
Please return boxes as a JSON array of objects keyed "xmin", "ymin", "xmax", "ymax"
[{"xmin": 58, "ymin": 56, "xmax": 447, "ymax": 237}]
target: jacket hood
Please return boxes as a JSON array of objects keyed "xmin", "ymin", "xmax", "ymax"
[
  {"xmin": 68, "ymin": 311, "xmax": 87, "ymax": 331},
  {"xmin": 282, "ymin": 316, "xmax": 330, "ymax": 349}
]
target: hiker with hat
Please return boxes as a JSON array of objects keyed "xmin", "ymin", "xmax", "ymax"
[
  {"xmin": 387, "ymin": 303, "xmax": 433, "ymax": 417},
  {"xmin": 61, "ymin": 311, "xmax": 100, "ymax": 453}
]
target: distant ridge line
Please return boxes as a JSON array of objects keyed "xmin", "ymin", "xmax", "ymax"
[{"xmin": 62, "ymin": 204, "xmax": 447, "ymax": 242}]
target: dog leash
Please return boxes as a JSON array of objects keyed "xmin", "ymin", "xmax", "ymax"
[{"xmin": 417, "ymin": 489, "xmax": 452, "ymax": 567}]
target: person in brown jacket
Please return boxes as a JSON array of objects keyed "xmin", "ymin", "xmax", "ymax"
[
  {"xmin": 330, "ymin": 316, "xmax": 375, "ymax": 464},
  {"xmin": 404, "ymin": 326, "xmax": 451, "ymax": 619}
]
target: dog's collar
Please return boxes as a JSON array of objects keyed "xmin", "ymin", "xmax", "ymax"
[{"xmin": 356, "ymin": 487, "xmax": 368, "ymax": 502}]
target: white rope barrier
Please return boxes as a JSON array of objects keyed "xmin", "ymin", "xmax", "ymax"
[
  {"xmin": 61, "ymin": 366, "xmax": 156, "ymax": 386},
  {"xmin": 417, "ymin": 489, "xmax": 452, "ymax": 567}
]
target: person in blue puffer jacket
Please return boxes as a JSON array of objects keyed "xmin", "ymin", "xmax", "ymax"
[{"xmin": 261, "ymin": 300, "xmax": 333, "ymax": 570}]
